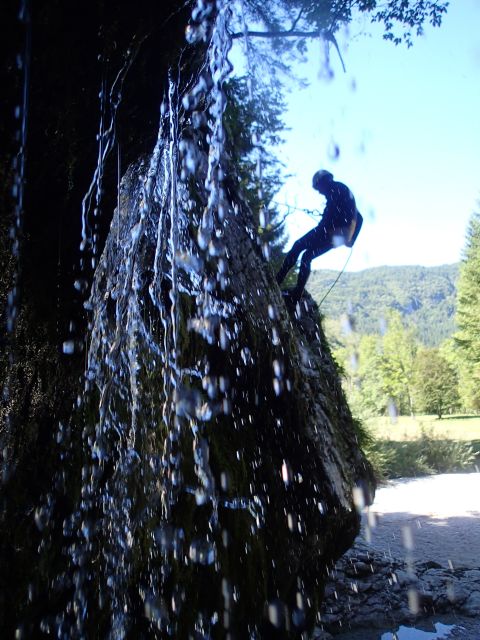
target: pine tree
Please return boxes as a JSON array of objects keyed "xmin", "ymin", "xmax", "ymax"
[
  {"xmin": 454, "ymin": 209, "xmax": 480, "ymax": 410},
  {"xmin": 223, "ymin": 76, "xmax": 288, "ymax": 267}
]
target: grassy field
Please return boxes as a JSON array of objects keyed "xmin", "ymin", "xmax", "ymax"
[
  {"xmin": 367, "ymin": 414, "xmax": 480, "ymax": 442},
  {"xmin": 361, "ymin": 414, "xmax": 480, "ymax": 480}
]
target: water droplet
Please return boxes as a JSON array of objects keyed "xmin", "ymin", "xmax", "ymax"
[
  {"xmin": 332, "ymin": 233, "xmax": 344, "ymax": 247},
  {"xmin": 195, "ymin": 488, "xmax": 208, "ymax": 505},
  {"xmin": 220, "ymin": 324, "xmax": 229, "ymax": 350},
  {"xmin": 189, "ymin": 538, "xmax": 216, "ymax": 565},
  {"xmin": 407, "ymin": 588, "xmax": 420, "ymax": 614},
  {"xmin": 241, "ymin": 347, "xmax": 251, "ymax": 365},
  {"xmin": 74, "ymin": 279, "xmax": 89, "ymax": 293},
  {"xmin": 154, "ymin": 525, "xmax": 185, "ymax": 555},
  {"xmin": 273, "ymin": 378, "xmax": 282, "ymax": 396},
  {"xmin": 388, "ymin": 399, "xmax": 398, "ymax": 423},
  {"xmin": 340, "ymin": 314, "xmax": 353, "ymax": 335},
  {"xmin": 287, "ymin": 513, "xmax": 296, "ymax": 532},
  {"xmin": 272, "ymin": 359, "xmax": 283, "ymax": 378},
  {"xmin": 267, "ymin": 304, "xmax": 278, "ymax": 320},
  {"xmin": 291, "ymin": 607, "xmax": 305, "ymax": 628},
  {"xmin": 15, "ymin": 625, "xmax": 26, "ymax": 639},
  {"xmin": 350, "ymin": 352, "xmax": 358, "ymax": 371},
  {"xmin": 379, "ymin": 316, "xmax": 387, "ymax": 335},
  {"xmin": 327, "ymin": 140, "xmax": 340, "ymax": 160},
  {"xmin": 402, "ymin": 525, "xmax": 414, "ymax": 551},
  {"xmin": 352, "ymin": 485, "xmax": 365, "ymax": 513},
  {"xmin": 267, "ymin": 599, "xmax": 286, "ymax": 629},
  {"xmin": 281, "ymin": 460, "xmax": 292, "ymax": 485},
  {"xmin": 145, "ymin": 597, "xmax": 169, "ymax": 628},
  {"xmin": 34, "ymin": 506, "xmax": 49, "ymax": 531},
  {"xmin": 220, "ymin": 472, "xmax": 229, "ymax": 491}
]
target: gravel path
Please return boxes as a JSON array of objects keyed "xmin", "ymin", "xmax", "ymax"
[
  {"xmin": 316, "ymin": 473, "xmax": 480, "ymax": 639},
  {"xmin": 362, "ymin": 473, "xmax": 480, "ymax": 569}
]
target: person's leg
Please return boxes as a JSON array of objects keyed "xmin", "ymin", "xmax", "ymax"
[
  {"xmin": 276, "ymin": 233, "xmax": 311, "ymax": 285},
  {"xmin": 291, "ymin": 236, "xmax": 333, "ymax": 301}
]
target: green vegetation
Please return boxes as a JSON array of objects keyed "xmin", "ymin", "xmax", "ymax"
[
  {"xmin": 309, "ymin": 263, "xmax": 459, "ymax": 347},
  {"xmin": 454, "ymin": 209, "xmax": 480, "ymax": 410},
  {"xmin": 224, "ymin": 76, "xmax": 288, "ymax": 266},
  {"xmin": 362, "ymin": 415, "xmax": 479, "ymax": 480},
  {"xmin": 313, "ymin": 261, "xmax": 477, "ymax": 420},
  {"xmin": 369, "ymin": 414, "xmax": 480, "ymax": 441},
  {"xmin": 413, "ymin": 348, "xmax": 460, "ymax": 418},
  {"xmin": 333, "ymin": 309, "xmax": 420, "ymax": 418},
  {"xmin": 310, "ymin": 209, "xmax": 480, "ymax": 479}
]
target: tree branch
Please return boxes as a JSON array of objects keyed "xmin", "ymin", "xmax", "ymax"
[
  {"xmin": 231, "ymin": 28, "xmax": 347, "ymax": 73},
  {"xmin": 290, "ymin": 7, "xmax": 305, "ymax": 31},
  {"xmin": 231, "ymin": 29, "xmax": 321, "ymax": 40}
]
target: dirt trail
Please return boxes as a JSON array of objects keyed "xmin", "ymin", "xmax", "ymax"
[
  {"xmin": 361, "ymin": 473, "xmax": 480, "ymax": 569},
  {"xmin": 326, "ymin": 473, "xmax": 480, "ymax": 639}
]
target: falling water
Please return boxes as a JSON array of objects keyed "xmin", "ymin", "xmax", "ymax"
[
  {"xmin": 1, "ymin": 0, "xmax": 31, "ymax": 484},
  {"xmin": 66, "ymin": 1, "xmax": 243, "ymax": 636},
  {"xmin": 2, "ymin": 1, "xmax": 376, "ymax": 637}
]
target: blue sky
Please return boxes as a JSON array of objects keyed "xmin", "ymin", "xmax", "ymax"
[{"xmin": 272, "ymin": 0, "xmax": 480, "ymax": 272}]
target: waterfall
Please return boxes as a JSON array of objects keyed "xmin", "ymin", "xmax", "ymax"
[
  {"xmin": 68, "ymin": 1, "xmax": 242, "ymax": 636},
  {"xmin": 1, "ymin": 1, "xmax": 375, "ymax": 637}
]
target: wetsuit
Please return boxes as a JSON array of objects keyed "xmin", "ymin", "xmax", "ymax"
[{"xmin": 276, "ymin": 181, "xmax": 358, "ymax": 300}]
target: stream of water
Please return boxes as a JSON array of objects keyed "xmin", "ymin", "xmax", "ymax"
[
  {"xmin": 67, "ymin": 1, "xmax": 243, "ymax": 637},
  {"xmin": 3, "ymin": 1, "xmax": 372, "ymax": 637}
]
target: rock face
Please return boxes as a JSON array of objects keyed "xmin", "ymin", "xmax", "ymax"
[
  {"xmin": 0, "ymin": 2, "xmax": 374, "ymax": 637},
  {"xmin": 72, "ymin": 131, "xmax": 375, "ymax": 636}
]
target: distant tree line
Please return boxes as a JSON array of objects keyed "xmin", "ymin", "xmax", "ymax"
[{"xmin": 309, "ymin": 264, "xmax": 459, "ymax": 348}]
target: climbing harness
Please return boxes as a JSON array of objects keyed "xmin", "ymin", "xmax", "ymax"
[{"xmin": 318, "ymin": 211, "xmax": 362, "ymax": 304}]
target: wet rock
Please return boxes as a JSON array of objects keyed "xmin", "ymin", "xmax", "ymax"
[
  {"xmin": 319, "ymin": 539, "xmax": 480, "ymax": 634},
  {"xmin": 462, "ymin": 591, "xmax": 480, "ymax": 615},
  {"xmin": 418, "ymin": 590, "xmax": 435, "ymax": 610},
  {"xmin": 1, "ymin": 2, "xmax": 377, "ymax": 634},
  {"xmin": 345, "ymin": 560, "xmax": 373, "ymax": 577},
  {"xmin": 392, "ymin": 569, "xmax": 415, "ymax": 586},
  {"xmin": 464, "ymin": 569, "xmax": 480, "ymax": 582},
  {"xmin": 446, "ymin": 580, "xmax": 469, "ymax": 604},
  {"xmin": 50, "ymin": 109, "xmax": 375, "ymax": 636}
]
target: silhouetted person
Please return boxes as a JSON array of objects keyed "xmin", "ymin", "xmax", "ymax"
[{"xmin": 276, "ymin": 170, "xmax": 362, "ymax": 303}]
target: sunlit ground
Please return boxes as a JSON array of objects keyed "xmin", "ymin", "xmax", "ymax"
[
  {"xmin": 367, "ymin": 414, "xmax": 480, "ymax": 442},
  {"xmin": 370, "ymin": 473, "xmax": 480, "ymax": 519}
]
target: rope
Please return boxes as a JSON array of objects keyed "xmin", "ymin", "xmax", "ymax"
[
  {"xmin": 317, "ymin": 247, "xmax": 353, "ymax": 307},
  {"xmin": 270, "ymin": 200, "xmax": 323, "ymax": 220},
  {"xmin": 271, "ymin": 200, "xmax": 353, "ymax": 308},
  {"xmin": 270, "ymin": 198, "xmax": 350, "ymax": 305}
]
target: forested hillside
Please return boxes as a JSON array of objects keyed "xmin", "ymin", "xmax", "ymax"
[{"xmin": 308, "ymin": 263, "xmax": 459, "ymax": 346}]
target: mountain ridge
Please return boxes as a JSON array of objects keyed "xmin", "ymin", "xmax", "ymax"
[{"xmin": 308, "ymin": 262, "xmax": 459, "ymax": 347}]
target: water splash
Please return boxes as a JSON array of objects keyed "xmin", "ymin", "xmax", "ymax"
[
  {"xmin": 1, "ymin": 0, "xmax": 31, "ymax": 485},
  {"xmin": 6, "ymin": 0, "xmax": 31, "ymax": 334},
  {"xmin": 3, "ymin": 1, "xmax": 375, "ymax": 636},
  {"xmin": 65, "ymin": 2, "xmax": 240, "ymax": 636},
  {"xmin": 80, "ymin": 44, "xmax": 139, "ymax": 272}
]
